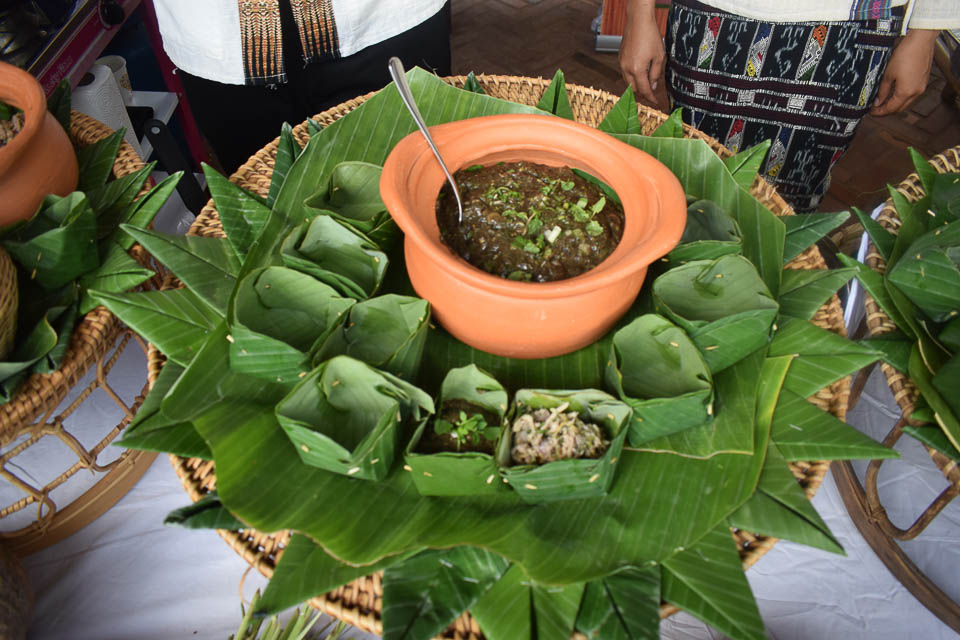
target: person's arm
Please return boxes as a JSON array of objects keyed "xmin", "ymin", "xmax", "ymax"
[
  {"xmin": 618, "ymin": 0, "xmax": 666, "ymax": 105},
  {"xmin": 870, "ymin": 28, "xmax": 940, "ymax": 116}
]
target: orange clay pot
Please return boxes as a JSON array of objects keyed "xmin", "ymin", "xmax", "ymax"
[
  {"xmin": 0, "ymin": 62, "xmax": 78, "ymax": 228},
  {"xmin": 380, "ymin": 113, "xmax": 687, "ymax": 359}
]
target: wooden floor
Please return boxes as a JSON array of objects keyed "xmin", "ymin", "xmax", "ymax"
[{"xmin": 449, "ymin": 0, "xmax": 960, "ymax": 215}]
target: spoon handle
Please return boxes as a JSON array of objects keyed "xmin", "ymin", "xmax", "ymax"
[{"xmin": 388, "ymin": 57, "xmax": 464, "ymax": 222}]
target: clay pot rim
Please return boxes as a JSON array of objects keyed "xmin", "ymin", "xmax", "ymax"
[
  {"xmin": 0, "ymin": 63, "xmax": 46, "ymax": 176},
  {"xmin": 381, "ymin": 113, "xmax": 686, "ymax": 299}
]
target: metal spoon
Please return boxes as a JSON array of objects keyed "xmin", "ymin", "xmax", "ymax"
[{"xmin": 388, "ymin": 57, "xmax": 464, "ymax": 223}]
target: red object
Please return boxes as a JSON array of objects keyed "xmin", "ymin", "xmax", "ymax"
[
  {"xmin": 0, "ymin": 62, "xmax": 79, "ymax": 226},
  {"xmin": 380, "ymin": 114, "xmax": 687, "ymax": 360}
]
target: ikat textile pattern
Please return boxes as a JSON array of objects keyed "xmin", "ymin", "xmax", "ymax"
[
  {"xmin": 665, "ymin": 0, "xmax": 903, "ymax": 212},
  {"xmin": 238, "ymin": 0, "xmax": 340, "ymax": 85}
]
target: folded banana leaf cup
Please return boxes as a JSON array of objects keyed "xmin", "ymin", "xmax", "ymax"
[
  {"xmin": 404, "ymin": 364, "xmax": 510, "ymax": 496},
  {"xmin": 275, "ymin": 355, "xmax": 434, "ymax": 481},
  {"xmin": 497, "ymin": 389, "xmax": 630, "ymax": 503}
]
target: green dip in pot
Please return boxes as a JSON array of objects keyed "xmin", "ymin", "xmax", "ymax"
[{"xmin": 436, "ymin": 161, "xmax": 625, "ymax": 282}]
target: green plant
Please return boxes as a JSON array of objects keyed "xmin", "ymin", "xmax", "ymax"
[
  {"xmin": 230, "ymin": 590, "xmax": 345, "ymax": 640},
  {"xmin": 435, "ymin": 410, "xmax": 498, "ymax": 451},
  {"xmin": 839, "ymin": 148, "xmax": 960, "ymax": 462},
  {"xmin": 102, "ymin": 69, "xmax": 897, "ymax": 640}
]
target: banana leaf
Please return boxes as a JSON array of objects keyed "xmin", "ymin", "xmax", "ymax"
[
  {"xmin": 315, "ymin": 294, "xmax": 429, "ymax": 381},
  {"xmin": 852, "ymin": 206, "xmax": 895, "ymax": 263},
  {"xmin": 653, "ymin": 255, "xmax": 778, "ymax": 372},
  {"xmin": 470, "ymin": 564, "xmax": 584, "ymax": 640},
  {"xmin": 78, "ymin": 242, "xmax": 155, "ymax": 314},
  {"xmin": 163, "ymin": 492, "xmax": 246, "ymax": 530},
  {"xmin": 729, "ymin": 442, "xmax": 842, "ymax": 554},
  {"xmin": 722, "ymin": 141, "xmax": 770, "ymax": 192},
  {"xmin": 605, "ymin": 314, "xmax": 713, "ymax": 444},
  {"xmin": 770, "ymin": 389, "xmax": 899, "ymax": 461},
  {"xmin": 666, "ymin": 199, "xmax": 743, "ymax": 263},
  {"xmin": 90, "ymin": 288, "xmax": 222, "ymax": 367},
  {"xmin": 85, "ymin": 162, "xmax": 154, "ymax": 241},
  {"xmin": 929, "ymin": 170, "xmax": 960, "ymax": 222},
  {"xmin": 3, "ymin": 192, "xmax": 99, "ymax": 290},
  {"xmin": 942, "ymin": 317, "xmax": 960, "ymax": 352},
  {"xmin": 229, "ymin": 266, "xmax": 354, "ymax": 385},
  {"xmin": 652, "ymin": 108, "xmax": 683, "ymax": 138},
  {"xmin": 536, "ymin": 70, "xmax": 574, "ymax": 120},
  {"xmin": 267, "ymin": 123, "xmax": 300, "ymax": 209},
  {"xmin": 203, "ymin": 164, "xmax": 272, "ymax": 262},
  {"xmin": 661, "ymin": 524, "xmax": 765, "ymax": 640},
  {"xmin": 858, "ymin": 332, "xmax": 912, "ymax": 373},
  {"xmin": 275, "ymin": 355, "xmax": 434, "ymax": 481},
  {"xmin": 303, "ymin": 161, "xmax": 400, "ymax": 251},
  {"xmin": 0, "ymin": 285, "xmax": 76, "ymax": 399},
  {"xmin": 115, "ymin": 172, "xmax": 183, "ymax": 251},
  {"xmin": 279, "ymin": 214, "xmax": 388, "ymax": 299},
  {"xmin": 933, "ymin": 353, "xmax": 960, "ymax": 420},
  {"xmin": 781, "ymin": 212, "xmax": 849, "ymax": 265},
  {"xmin": 257, "ymin": 534, "xmax": 419, "ymax": 615},
  {"xmin": 909, "ymin": 343, "xmax": 960, "ymax": 452},
  {"xmin": 381, "ymin": 546, "xmax": 510, "ymax": 640},
  {"xmin": 576, "ymin": 566, "xmax": 660, "ymax": 640},
  {"xmin": 76, "ymin": 130, "xmax": 123, "ymax": 192},
  {"xmin": 405, "ymin": 365, "xmax": 508, "ymax": 496},
  {"xmin": 886, "ymin": 219, "xmax": 960, "ymax": 323},
  {"xmin": 497, "ymin": 389, "xmax": 630, "ymax": 503},
  {"xmin": 901, "ymin": 424, "xmax": 960, "ymax": 462},
  {"xmin": 462, "ymin": 72, "xmax": 485, "ymax": 95},
  {"xmin": 769, "ymin": 317, "xmax": 882, "ymax": 399},
  {"xmin": 778, "ymin": 268, "xmax": 855, "ymax": 321},
  {"xmin": 597, "ymin": 88, "xmax": 642, "ymax": 136},
  {"xmin": 614, "ymin": 134, "xmax": 785, "ymax": 298}
]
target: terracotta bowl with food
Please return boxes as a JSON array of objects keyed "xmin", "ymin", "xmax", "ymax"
[{"xmin": 380, "ymin": 113, "xmax": 686, "ymax": 359}]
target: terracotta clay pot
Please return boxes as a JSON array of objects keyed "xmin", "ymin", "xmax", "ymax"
[
  {"xmin": 380, "ymin": 113, "xmax": 687, "ymax": 359},
  {"xmin": 0, "ymin": 62, "xmax": 78, "ymax": 227}
]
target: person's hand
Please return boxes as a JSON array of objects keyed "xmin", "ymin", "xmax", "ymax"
[
  {"xmin": 870, "ymin": 28, "xmax": 939, "ymax": 116},
  {"xmin": 619, "ymin": 0, "xmax": 665, "ymax": 106}
]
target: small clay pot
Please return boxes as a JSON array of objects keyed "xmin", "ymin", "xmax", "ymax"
[
  {"xmin": 0, "ymin": 62, "xmax": 79, "ymax": 227},
  {"xmin": 380, "ymin": 114, "xmax": 686, "ymax": 359}
]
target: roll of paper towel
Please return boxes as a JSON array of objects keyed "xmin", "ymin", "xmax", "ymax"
[{"xmin": 72, "ymin": 63, "xmax": 143, "ymax": 159}]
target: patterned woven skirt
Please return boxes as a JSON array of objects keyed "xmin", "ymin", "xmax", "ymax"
[{"xmin": 665, "ymin": 0, "xmax": 904, "ymax": 212}]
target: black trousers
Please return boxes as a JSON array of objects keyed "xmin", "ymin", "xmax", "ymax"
[{"xmin": 177, "ymin": 2, "xmax": 452, "ymax": 174}]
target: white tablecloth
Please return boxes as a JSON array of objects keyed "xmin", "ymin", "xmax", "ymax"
[{"xmin": 19, "ymin": 199, "xmax": 960, "ymax": 640}]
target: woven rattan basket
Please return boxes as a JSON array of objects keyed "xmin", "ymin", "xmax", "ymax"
[
  {"xmin": 0, "ymin": 111, "xmax": 157, "ymax": 555},
  {"xmin": 858, "ymin": 145, "xmax": 960, "ymax": 536},
  {"xmin": 164, "ymin": 75, "xmax": 848, "ymax": 638}
]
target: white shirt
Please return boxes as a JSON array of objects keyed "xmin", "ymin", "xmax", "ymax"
[
  {"xmin": 691, "ymin": 0, "xmax": 960, "ymax": 30},
  {"xmin": 152, "ymin": 0, "xmax": 447, "ymax": 85}
]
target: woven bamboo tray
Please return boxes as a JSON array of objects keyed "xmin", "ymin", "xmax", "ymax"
[
  {"xmin": 833, "ymin": 146, "xmax": 960, "ymax": 633},
  {"xmin": 164, "ymin": 74, "xmax": 847, "ymax": 638},
  {"xmin": 0, "ymin": 111, "xmax": 158, "ymax": 555}
]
